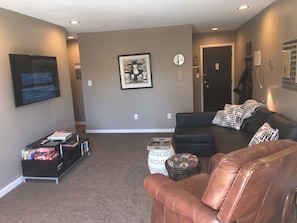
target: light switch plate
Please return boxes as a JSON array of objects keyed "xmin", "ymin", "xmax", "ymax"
[{"xmin": 167, "ymin": 113, "xmax": 172, "ymax": 119}]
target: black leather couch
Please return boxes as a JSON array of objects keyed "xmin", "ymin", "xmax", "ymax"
[{"xmin": 174, "ymin": 107, "xmax": 297, "ymax": 157}]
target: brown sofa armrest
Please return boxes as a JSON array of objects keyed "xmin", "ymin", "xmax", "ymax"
[
  {"xmin": 208, "ymin": 153, "xmax": 225, "ymax": 174},
  {"xmin": 144, "ymin": 173, "xmax": 219, "ymax": 222}
]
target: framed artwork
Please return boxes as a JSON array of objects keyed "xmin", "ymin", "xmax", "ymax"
[
  {"xmin": 281, "ymin": 39, "xmax": 297, "ymax": 91},
  {"xmin": 246, "ymin": 41, "xmax": 252, "ymax": 56},
  {"xmin": 74, "ymin": 63, "xmax": 81, "ymax": 80},
  {"xmin": 118, "ymin": 53, "xmax": 153, "ymax": 90},
  {"xmin": 245, "ymin": 57, "xmax": 252, "ymax": 70}
]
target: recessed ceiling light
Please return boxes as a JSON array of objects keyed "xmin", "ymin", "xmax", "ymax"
[
  {"xmin": 69, "ymin": 20, "xmax": 80, "ymax": 25},
  {"xmin": 237, "ymin": 5, "xmax": 249, "ymax": 10},
  {"xmin": 67, "ymin": 36, "xmax": 75, "ymax": 39},
  {"xmin": 212, "ymin": 27, "xmax": 219, "ymax": 31}
]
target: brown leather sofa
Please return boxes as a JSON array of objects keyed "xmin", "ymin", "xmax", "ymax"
[{"xmin": 144, "ymin": 139, "xmax": 297, "ymax": 223}]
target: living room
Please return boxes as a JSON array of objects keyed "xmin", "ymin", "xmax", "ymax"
[{"xmin": 0, "ymin": 0, "xmax": 296, "ymax": 218}]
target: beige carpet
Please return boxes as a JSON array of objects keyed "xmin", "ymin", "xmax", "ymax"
[{"xmin": 0, "ymin": 130, "xmax": 209, "ymax": 223}]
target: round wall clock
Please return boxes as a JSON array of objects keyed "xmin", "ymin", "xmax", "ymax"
[{"xmin": 173, "ymin": 53, "xmax": 185, "ymax": 66}]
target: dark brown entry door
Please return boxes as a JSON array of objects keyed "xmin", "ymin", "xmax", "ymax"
[{"xmin": 203, "ymin": 46, "xmax": 232, "ymax": 111}]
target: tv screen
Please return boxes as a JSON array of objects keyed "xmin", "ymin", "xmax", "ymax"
[{"xmin": 9, "ymin": 54, "xmax": 60, "ymax": 107}]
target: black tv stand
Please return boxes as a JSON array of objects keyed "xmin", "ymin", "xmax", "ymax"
[{"xmin": 21, "ymin": 132, "xmax": 90, "ymax": 184}]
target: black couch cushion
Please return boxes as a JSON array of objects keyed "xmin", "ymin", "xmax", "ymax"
[
  {"xmin": 214, "ymin": 132, "xmax": 252, "ymax": 154},
  {"xmin": 176, "ymin": 112, "xmax": 216, "ymax": 127},
  {"xmin": 174, "ymin": 143, "xmax": 216, "ymax": 157},
  {"xmin": 174, "ymin": 126, "xmax": 244, "ymax": 143},
  {"xmin": 269, "ymin": 113, "xmax": 297, "ymax": 141},
  {"xmin": 241, "ymin": 108, "xmax": 274, "ymax": 135},
  {"xmin": 174, "ymin": 127, "xmax": 213, "ymax": 143}
]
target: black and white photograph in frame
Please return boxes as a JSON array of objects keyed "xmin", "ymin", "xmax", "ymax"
[{"xmin": 118, "ymin": 53, "xmax": 153, "ymax": 90}]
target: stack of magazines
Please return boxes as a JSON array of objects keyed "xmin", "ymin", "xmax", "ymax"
[
  {"xmin": 33, "ymin": 151, "xmax": 59, "ymax": 160},
  {"xmin": 22, "ymin": 147, "xmax": 59, "ymax": 160}
]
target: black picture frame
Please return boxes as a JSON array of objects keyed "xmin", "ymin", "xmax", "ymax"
[
  {"xmin": 245, "ymin": 57, "xmax": 253, "ymax": 70},
  {"xmin": 118, "ymin": 53, "xmax": 153, "ymax": 90},
  {"xmin": 246, "ymin": 41, "xmax": 252, "ymax": 56}
]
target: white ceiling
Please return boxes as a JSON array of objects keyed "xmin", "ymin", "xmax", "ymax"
[{"xmin": 0, "ymin": 0, "xmax": 275, "ymax": 36}]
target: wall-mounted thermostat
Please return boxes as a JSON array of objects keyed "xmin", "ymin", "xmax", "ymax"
[{"xmin": 254, "ymin": 50, "xmax": 261, "ymax": 66}]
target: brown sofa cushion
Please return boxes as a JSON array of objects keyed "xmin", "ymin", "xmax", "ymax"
[{"xmin": 201, "ymin": 139, "xmax": 296, "ymax": 210}]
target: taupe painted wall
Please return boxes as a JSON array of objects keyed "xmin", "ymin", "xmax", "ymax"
[
  {"xmin": 0, "ymin": 9, "xmax": 75, "ymax": 192},
  {"xmin": 192, "ymin": 31, "xmax": 237, "ymax": 112},
  {"xmin": 236, "ymin": 0, "xmax": 297, "ymax": 121},
  {"xmin": 78, "ymin": 25, "xmax": 193, "ymax": 132}
]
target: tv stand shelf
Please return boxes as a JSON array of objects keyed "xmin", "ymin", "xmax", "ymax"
[{"xmin": 21, "ymin": 132, "xmax": 90, "ymax": 184}]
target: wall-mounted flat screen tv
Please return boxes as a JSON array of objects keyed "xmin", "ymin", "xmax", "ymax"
[{"xmin": 9, "ymin": 54, "xmax": 60, "ymax": 107}]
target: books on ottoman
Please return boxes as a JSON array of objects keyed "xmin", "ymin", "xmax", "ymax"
[{"xmin": 147, "ymin": 138, "xmax": 172, "ymax": 150}]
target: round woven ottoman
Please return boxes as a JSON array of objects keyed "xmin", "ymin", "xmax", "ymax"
[{"xmin": 165, "ymin": 153, "xmax": 201, "ymax": 181}]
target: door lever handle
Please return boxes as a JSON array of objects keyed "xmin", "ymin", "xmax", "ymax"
[{"xmin": 203, "ymin": 81, "xmax": 209, "ymax": 88}]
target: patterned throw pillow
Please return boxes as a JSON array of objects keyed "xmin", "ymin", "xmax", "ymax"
[
  {"xmin": 248, "ymin": 122, "xmax": 279, "ymax": 146},
  {"xmin": 212, "ymin": 104, "xmax": 246, "ymax": 130}
]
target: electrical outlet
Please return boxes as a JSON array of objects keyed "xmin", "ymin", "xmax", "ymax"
[
  {"xmin": 134, "ymin": 114, "xmax": 138, "ymax": 120},
  {"xmin": 167, "ymin": 113, "xmax": 172, "ymax": 119}
]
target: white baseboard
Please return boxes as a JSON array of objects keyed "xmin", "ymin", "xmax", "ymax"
[
  {"xmin": 85, "ymin": 128, "xmax": 175, "ymax": 133},
  {"xmin": 0, "ymin": 177, "xmax": 23, "ymax": 198}
]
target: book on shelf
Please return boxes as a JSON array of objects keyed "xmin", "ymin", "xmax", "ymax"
[
  {"xmin": 22, "ymin": 148, "xmax": 60, "ymax": 161},
  {"xmin": 35, "ymin": 147, "xmax": 55, "ymax": 153},
  {"xmin": 34, "ymin": 151, "xmax": 59, "ymax": 161},
  {"xmin": 62, "ymin": 140, "xmax": 79, "ymax": 147},
  {"xmin": 21, "ymin": 148, "xmax": 36, "ymax": 160},
  {"xmin": 80, "ymin": 138, "xmax": 90, "ymax": 155}
]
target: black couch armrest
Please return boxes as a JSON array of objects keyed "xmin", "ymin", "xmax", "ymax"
[
  {"xmin": 176, "ymin": 112, "xmax": 217, "ymax": 127},
  {"xmin": 269, "ymin": 113, "xmax": 297, "ymax": 141}
]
